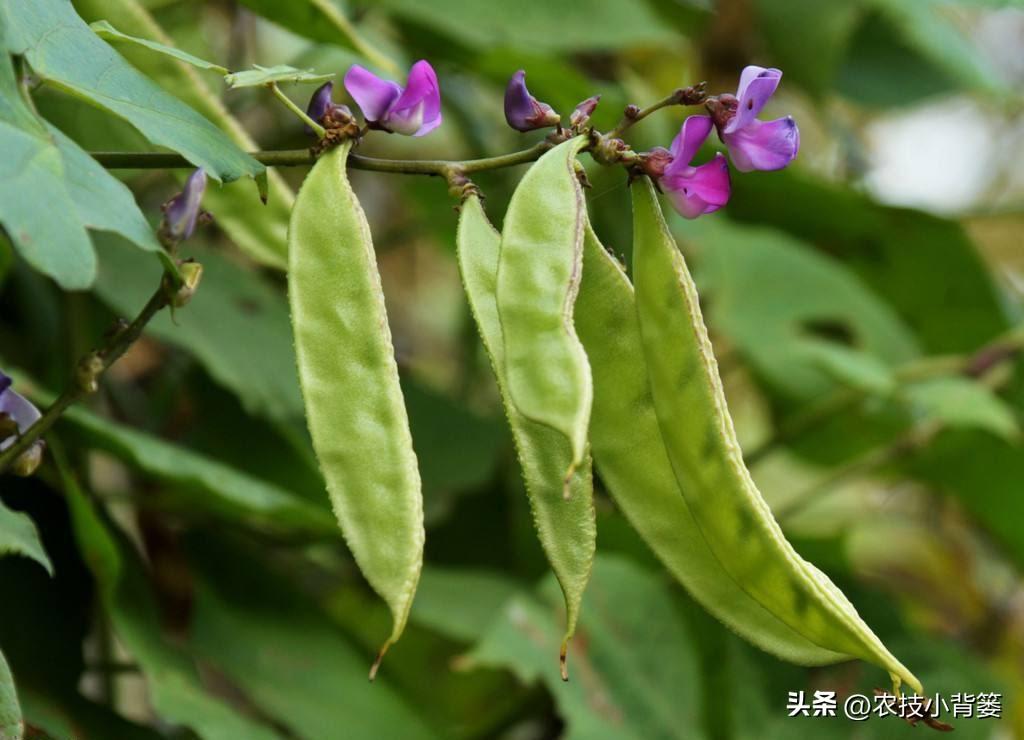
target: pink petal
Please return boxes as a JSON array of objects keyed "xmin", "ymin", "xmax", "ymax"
[
  {"xmin": 344, "ymin": 64, "xmax": 402, "ymax": 122},
  {"xmin": 667, "ymin": 115, "xmax": 713, "ymax": 168},
  {"xmin": 726, "ymin": 66, "xmax": 782, "ymax": 134},
  {"xmin": 663, "ymin": 153, "xmax": 730, "ymax": 219},
  {"xmin": 388, "ymin": 60, "xmax": 441, "ymax": 136},
  {"xmin": 722, "ymin": 116, "xmax": 799, "ymax": 172}
]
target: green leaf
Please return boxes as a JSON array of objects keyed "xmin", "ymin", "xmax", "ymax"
[
  {"xmin": 47, "ymin": 125, "xmax": 161, "ymax": 253},
  {"xmin": 465, "ymin": 556, "xmax": 706, "ymax": 740},
  {"xmin": 187, "ymin": 544, "xmax": 439, "ymax": 739},
  {"xmin": 93, "ymin": 237, "xmax": 303, "ymax": 421},
  {"xmin": 796, "ymin": 339, "xmax": 897, "ymax": 395},
  {"xmin": 0, "ymin": 498, "xmax": 53, "ymax": 576},
  {"xmin": 71, "ymin": 0, "xmax": 292, "ymax": 269},
  {"xmin": 0, "ymin": 122, "xmax": 96, "ymax": 289},
  {"xmin": 363, "ymin": 0, "xmax": 680, "ymax": 52},
  {"xmin": 3, "ymin": 0, "xmax": 263, "ymax": 183},
  {"xmin": 410, "ymin": 567, "xmax": 521, "ymax": 643},
  {"xmin": 88, "ymin": 20, "xmax": 228, "ymax": 74},
  {"xmin": 53, "ymin": 402, "xmax": 337, "ymax": 537},
  {"xmin": 689, "ymin": 217, "xmax": 919, "ymax": 400},
  {"xmin": 903, "ymin": 376, "xmax": 1020, "ymax": 439},
  {"xmin": 224, "ymin": 64, "xmax": 333, "ymax": 88},
  {"xmin": 0, "ymin": 649, "xmax": 21, "ymax": 740}
]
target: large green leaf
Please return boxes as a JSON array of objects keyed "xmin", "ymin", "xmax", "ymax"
[
  {"xmin": 465, "ymin": 555, "xmax": 705, "ymax": 740},
  {"xmin": 362, "ymin": 0, "xmax": 680, "ymax": 52},
  {"xmin": 727, "ymin": 170, "xmax": 1011, "ymax": 354},
  {"xmin": 0, "ymin": 649, "xmax": 20, "ymax": 740},
  {"xmin": 686, "ymin": 217, "xmax": 919, "ymax": 400},
  {"xmin": 3, "ymin": 0, "xmax": 262, "ymax": 184},
  {"xmin": 72, "ymin": 0, "xmax": 293, "ymax": 269},
  {"xmin": 0, "ymin": 499, "xmax": 53, "ymax": 576}
]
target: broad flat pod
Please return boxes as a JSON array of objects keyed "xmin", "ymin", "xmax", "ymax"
[
  {"xmin": 288, "ymin": 142, "xmax": 424, "ymax": 678},
  {"xmin": 457, "ymin": 195, "xmax": 596, "ymax": 680},
  {"xmin": 575, "ymin": 222, "xmax": 845, "ymax": 665},
  {"xmin": 495, "ymin": 136, "xmax": 592, "ymax": 479},
  {"xmin": 630, "ymin": 177, "xmax": 921, "ymax": 694}
]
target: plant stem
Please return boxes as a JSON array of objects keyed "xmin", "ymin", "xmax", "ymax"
[
  {"xmin": 0, "ymin": 282, "xmax": 173, "ymax": 474},
  {"xmin": 608, "ymin": 82, "xmax": 708, "ymax": 139},
  {"xmin": 269, "ymin": 82, "xmax": 325, "ymax": 137},
  {"xmin": 90, "ymin": 139, "xmax": 557, "ymax": 177}
]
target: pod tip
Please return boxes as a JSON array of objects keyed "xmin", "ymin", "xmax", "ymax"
[
  {"xmin": 559, "ymin": 640, "xmax": 569, "ymax": 682},
  {"xmin": 369, "ymin": 642, "xmax": 391, "ymax": 682}
]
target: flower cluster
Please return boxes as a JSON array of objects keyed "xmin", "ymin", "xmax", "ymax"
[
  {"xmin": 308, "ymin": 62, "xmax": 798, "ymax": 219},
  {"xmin": 645, "ymin": 66, "xmax": 799, "ymax": 218}
]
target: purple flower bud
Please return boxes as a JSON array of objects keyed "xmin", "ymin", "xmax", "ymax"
[
  {"xmin": 710, "ymin": 66, "xmax": 799, "ymax": 172},
  {"xmin": 504, "ymin": 70, "xmax": 560, "ymax": 132},
  {"xmin": 306, "ymin": 81, "xmax": 334, "ymax": 124},
  {"xmin": 163, "ymin": 169, "xmax": 207, "ymax": 241},
  {"xmin": 0, "ymin": 370, "xmax": 41, "ymax": 452},
  {"xmin": 569, "ymin": 95, "xmax": 600, "ymax": 128},
  {"xmin": 344, "ymin": 61, "xmax": 442, "ymax": 137},
  {"xmin": 637, "ymin": 146, "xmax": 674, "ymax": 179},
  {"xmin": 660, "ymin": 116, "xmax": 731, "ymax": 219}
]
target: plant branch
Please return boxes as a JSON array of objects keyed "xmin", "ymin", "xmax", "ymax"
[
  {"xmin": 0, "ymin": 279, "xmax": 177, "ymax": 474},
  {"xmin": 90, "ymin": 139, "xmax": 558, "ymax": 177},
  {"xmin": 608, "ymin": 82, "xmax": 708, "ymax": 139},
  {"xmin": 269, "ymin": 82, "xmax": 325, "ymax": 138}
]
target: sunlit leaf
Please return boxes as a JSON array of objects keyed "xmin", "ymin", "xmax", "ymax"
[
  {"xmin": 2, "ymin": 0, "xmax": 263, "ymax": 183},
  {"xmin": 903, "ymin": 376, "xmax": 1019, "ymax": 439}
]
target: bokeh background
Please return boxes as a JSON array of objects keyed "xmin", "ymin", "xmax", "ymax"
[{"xmin": 2, "ymin": 0, "xmax": 1023, "ymax": 738}]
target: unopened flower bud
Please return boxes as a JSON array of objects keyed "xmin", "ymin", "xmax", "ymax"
[
  {"xmin": 569, "ymin": 95, "xmax": 600, "ymax": 128},
  {"xmin": 306, "ymin": 81, "xmax": 334, "ymax": 126},
  {"xmin": 162, "ymin": 169, "xmax": 207, "ymax": 242},
  {"xmin": 12, "ymin": 440, "xmax": 44, "ymax": 477},
  {"xmin": 504, "ymin": 70, "xmax": 560, "ymax": 132},
  {"xmin": 638, "ymin": 146, "xmax": 674, "ymax": 179},
  {"xmin": 76, "ymin": 352, "xmax": 104, "ymax": 394},
  {"xmin": 170, "ymin": 260, "xmax": 203, "ymax": 308}
]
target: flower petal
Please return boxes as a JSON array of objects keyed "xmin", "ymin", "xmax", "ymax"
[
  {"xmin": 667, "ymin": 115, "xmax": 714, "ymax": 168},
  {"xmin": 164, "ymin": 168, "xmax": 207, "ymax": 240},
  {"xmin": 344, "ymin": 65, "xmax": 402, "ymax": 122},
  {"xmin": 386, "ymin": 60, "xmax": 441, "ymax": 136},
  {"xmin": 0, "ymin": 371, "xmax": 10, "ymax": 396},
  {"xmin": 722, "ymin": 116, "xmax": 799, "ymax": 172},
  {"xmin": 726, "ymin": 66, "xmax": 782, "ymax": 134},
  {"xmin": 306, "ymin": 81, "xmax": 334, "ymax": 124},
  {"xmin": 0, "ymin": 384, "xmax": 41, "ymax": 450},
  {"xmin": 663, "ymin": 153, "xmax": 731, "ymax": 219}
]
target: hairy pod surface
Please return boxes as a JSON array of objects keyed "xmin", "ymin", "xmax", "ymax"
[
  {"xmin": 288, "ymin": 142, "xmax": 424, "ymax": 675},
  {"xmin": 495, "ymin": 136, "xmax": 592, "ymax": 475},
  {"xmin": 631, "ymin": 177, "xmax": 921, "ymax": 694},
  {"xmin": 457, "ymin": 195, "xmax": 596, "ymax": 679},
  {"xmin": 575, "ymin": 221, "xmax": 845, "ymax": 665}
]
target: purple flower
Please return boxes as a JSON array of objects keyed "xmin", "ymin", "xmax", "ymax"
[
  {"xmin": 344, "ymin": 61, "xmax": 441, "ymax": 136},
  {"xmin": 709, "ymin": 66, "xmax": 799, "ymax": 172},
  {"xmin": 163, "ymin": 169, "xmax": 207, "ymax": 241},
  {"xmin": 660, "ymin": 116, "xmax": 731, "ymax": 219},
  {"xmin": 0, "ymin": 371, "xmax": 41, "ymax": 452},
  {"xmin": 569, "ymin": 95, "xmax": 600, "ymax": 129},
  {"xmin": 304, "ymin": 81, "xmax": 353, "ymax": 134},
  {"xmin": 504, "ymin": 70, "xmax": 560, "ymax": 132}
]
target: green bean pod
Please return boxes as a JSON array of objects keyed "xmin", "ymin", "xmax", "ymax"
[
  {"xmin": 288, "ymin": 142, "xmax": 424, "ymax": 678},
  {"xmin": 631, "ymin": 177, "xmax": 921, "ymax": 694},
  {"xmin": 457, "ymin": 195, "xmax": 595, "ymax": 680},
  {"xmin": 495, "ymin": 136, "xmax": 592, "ymax": 476},
  {"xmin": 576, "ymin": 221, "xmax": 846, "ymax": 665}
]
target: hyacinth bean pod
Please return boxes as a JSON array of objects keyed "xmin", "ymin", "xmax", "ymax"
[
  {"xmin": 288, "ymin": 142, "xmax": 424, "ymax": 679},
  {"xmin": 630, "ymin": 177, "xmax": 921, "ymax": 694},
  {"xmin": 575, "ymin": 222, "xmax": 846, "ymax": 665},
  {"xmin": 495, "ymin": 136, "xmax": 592, "ymax": 479},
  {"xmin": 457, "ymin": 195, "xmax": 596, "ymax": 680}
]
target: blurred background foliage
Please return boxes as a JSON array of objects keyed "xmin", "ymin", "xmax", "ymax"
[{"xmin": 1, "ymin": 0, "xmax": 1024, "ymax": 737}]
